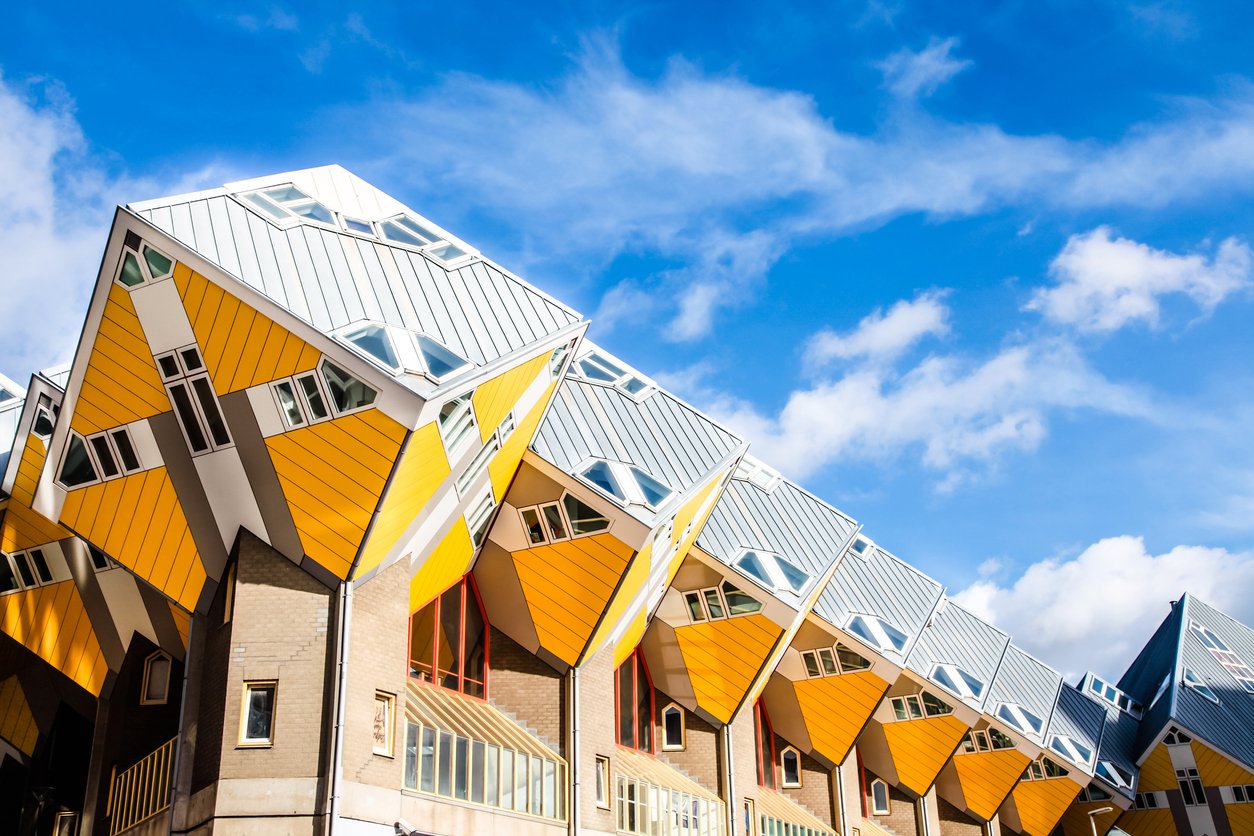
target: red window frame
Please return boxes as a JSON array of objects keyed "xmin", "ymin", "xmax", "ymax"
[
  {"xmin": 615, "ymin": 649, "xmax": 655, "ymax": 753},
  {"xmin": 407, "ymin": 575, "xmax": 490, "ymax": 700},
  {"xmin": 754, "ymin": 700, "xmax": 777, "ymax": 789}
]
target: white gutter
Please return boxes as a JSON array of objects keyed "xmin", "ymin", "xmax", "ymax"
[
  {"xmin": 327, "ymin": 581, "xmax": 353, "ymax": 834},
  {"xmin": 567, "ymin": 666, "xmax": 581, "ymax": 836}
]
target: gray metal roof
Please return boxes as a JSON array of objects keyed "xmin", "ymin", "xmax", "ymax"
[
  {"xmin": 1170, "ymin": 595, "xmax": 1254, "ymax": 769},
  {"xmin": 130, "ymin": 171, "xmax": 581, "ymax": 374},
  {"xmin": 813, "ymin": 544, "xmax": 943, "ymax": 653},
  {"xmin": 530, "ymin": 378, "xmax": 743, "ymax": 504},
  {"xmin": 986, "ymin": 644, "xmax": 1062, "ymax": 742},
  {"xmin": 906, "ymin": 598, "xmax": 1010, "ymax": 711},
  {"xmin": 696, "ymin": 474, "xmax": 858, "ymax": 598},
  {"xmin": 1046, "ymin": 685, "xmax": 1106, "ymax": 774},
  {"xmin": 1091, "ymin": 703, "xmax": 1141, "ymax": 798}
]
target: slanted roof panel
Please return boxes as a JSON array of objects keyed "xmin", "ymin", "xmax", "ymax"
[
  {"xmin": 906, "ymin": 599, "xmax": 1010, "ymax": 710},
  {"xmin": 814, "ymin": 545, "xmax": 943, "ymax": 647},
  {"xmin": 1047, "ymin": 685, "xmax": 1106, "ymax": 770},
  {"xmin": 987, "ymin": 644, "xmax": 1062, "ymax": 738},
  {"xmin": 1172, "ymin": 596, "xmax": 1254, "ymax": 769},
  {"xmin": 1093, "ymin": 704, "xmax": 1141, "ymax": 798}
]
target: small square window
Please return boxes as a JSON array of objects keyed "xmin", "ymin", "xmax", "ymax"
[
  {"xmin": 373, "ymin": 691, "xmax": 396, "ymax": 757},
  {"xmin": 240, "ymin": 681, "xmax": 277, "ymax": 746}
]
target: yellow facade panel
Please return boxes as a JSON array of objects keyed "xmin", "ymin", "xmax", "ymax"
[
  {"xmin": 70, "ymin": 284, "xmax": 169, "ymax": 436},
  {"xmin": 1137, "ymin": 743, "xmax": 1177, "ymax": 792},
  {"xmin": 410, "ymin": 519, "xmax": 475, "ymax": 613},
  {"xmin": 0, "ymin": 677, "xmax": 38, "ymax": 757},
  {"xmin": 1224, "ymin": 803, "xmax": 1254, "ymax": 836},
  {"xmin": 1009, "ymin": 777, "xmax": 1081, "ymax": 836},
  {"xmin": 675, "ymin": 613, "xmax": 782, "ymax": 723},
  {"xmin": 489, "ymin": 379, "xmax": 558, "ymax": 502},
  {"xmin": 882, "ymin": 714, "xmax": 968, "ymax": 796},
  {"xmin": 1, "ymin": 501, "xmax": 69, "ymax": 554},
  {"xmin": 1114, "ymin": 808, "xmax": 1175, "ymax": 836},
  {"xmin": 793, "ymin": 671, "xmax": 889, "ymax": 765},
  {"xmin": 614, "ymin": 608, "xmax": 649, "ymax": 667},
  {"xmin": 952, "ymin": 748, "xmax": 1031, "ymax": 821},
  {"xmin": 1192, "ymin": 739, "xmax": 1254, "ymax": 787},
  {"xmin": 11, "ymin": 435, "xmax": 46, "ymax": 506},
  {"xmin": 1058, "ymin": 801, "xmax": 1123, "ymax": 836},
  {"xmin": 473, "ymin": 353, "xmax": 550, "ymax": 444},
  {"xmin": 0, "ymin": 582, "xmax": 106, "ymax": 695}
]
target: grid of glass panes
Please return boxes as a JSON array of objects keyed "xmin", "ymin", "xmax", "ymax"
[
  {"xmin": 800, "ymin": 644, "xmax": 871, "ymax": 678},
  {"xmin": 889, "ymin": 691, "xmax": 953, "ymax": 721},
  {"xmin": 759, "ymin": 815, "xmax": 834, "ymax": 836},
  {"xmin": 403, "ymin": 720, "xmax": 566, "ymax": 821},
  {"xmin": 1191, "ymin": 621, "xmax": 1254, "ymax": 693},
  {"xmin": 615, "ymin": 775, "xmax": 725, "ymax": 836},
  {"xmin": 408, "ymin": 577, "xmax": 488, "ymax": 698}
]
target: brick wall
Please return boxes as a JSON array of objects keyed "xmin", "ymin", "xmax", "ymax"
[
  {"xmin": 191, "ymin": 577, "xmax": 231, "ymax": 792},
  {"xmin": 937, "ymin": 796, "xmax": 982, "ymax": 836},
  {"xmin": 342, "ymin": 559, "xmax": 409, "ymax": 788},
  {"xmin": 777, "ymin": 739, "xmax": 833, "ymax": 825},
  {"xmin": 216, "ymin": 532, "xmax": 333, "ymax": 783},
  {"xmin": 867, "ymin": 776, "xmax": 920, "ymax": 836},
  {"xmin": 655, "ymin": 691, "xmax": 721, "ymax": 793},
  {"xmin": 578, "ymin": 645, "xmax": 618, "ymax": 834},
  {"xmin": 488, "ymin": 626, "xmax": 564, "ymax": 753}
]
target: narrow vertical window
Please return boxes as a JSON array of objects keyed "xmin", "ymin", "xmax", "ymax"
[
  {"xmin": 29, "ymin": 550, "xmax": 52, "ymax": 584},
  {"xmin": 141, "ymin": 652, "xmax": 172, "ymax": 705},
  {"xmin": 240, "ymin": 681, "xmax": 277, "ymax": 746},
  {"xmin": 408, "ymin": 576, "xmax": 490, "ymax": 699},
  {"xmin": 615, "ymin": 650, "xmax": 654, "ymax": 753},
  {"xmin": 0, "ymin": 556, "xmax": 19, "ymax": 593},
  {"xmin": 754, "ymin": 700, "xmax": 777, "ymax": 789},
  {"xmin": 662, "ymin": 704, "xmax": 685, "ymax": 751},
  {"xmin": 871, "ymin": 779, "xmax": 891, "ymax": 815},
  {"xmin": 781, "ymin": 747, "xmax": 802, "ymax": 788},
  {"xmin": 595, "ymin": 755, "xmax": 610, "ymax": 809}
]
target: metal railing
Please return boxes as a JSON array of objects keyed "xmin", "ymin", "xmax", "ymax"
[{"xmin": 106, "ymin": 737, "xmax": 176, "ymax": 835}]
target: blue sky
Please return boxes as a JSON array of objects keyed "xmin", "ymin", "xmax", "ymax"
[{"xmin": 3, "ymin": 1, "xmax": 1254, "ymax": 678}]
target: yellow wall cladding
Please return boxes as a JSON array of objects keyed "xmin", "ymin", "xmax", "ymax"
[
  {"xmin": 1058, "ymin": 801, "xmax": 1122, "ymax": 836},
  {"xmin": 1009, "ymin": 777, "xmax": 1081, "ymax": 836},
  {"xmin": 410, "ymin": 519, "xmax": 474, "ymax": 613},
  {"xmin": 0, "ymin": 676, "xmax": 38, "ymax": 756},
  {"xmin": 11, "ymin": 434, "xmax": 47, "ymax": 506},
  {"xmin": 587, "ymin": 539, "xmax": 651, "ymax": 663},
  {"xmin": 1137, "ymin": 743, "xmax": 1177, "ymax": 792},
  {"xmin": 2, "ymin": 501, "xmax": 69, "ymax": 554},
  {"xmin": 674, "ymin": 613, "xmax": 782, "ymax": 723},
  {"xmin": 0, "ymin": 581, "xmax": 107, "ymax": 696},
  {"xmin": 882, "ymin": 714, "xmax": 968, "ymax": 796},
  {"xmin": 169, "ymin": 602, "xmax": 191, "ymax": 652},
  {"xmin": 59, "ymin": 467, "xmax": 205, "ymax": 612},
  {"xmin": 952, "ymin": 748, "xmax": 1030, "ymax": 821},
  {"xmin": 71, "ymin": 283, "xmax": 170, "ymax": 436},
  {"xmin": 267, "ymin": 408, "xmax": 406, "ymax": 580},
  {"xmin": 173, "ymin": 264, "xmax": 323, "ymax": 395},
  {"xmin": 512, "ymin": 533, "xmax": 636, "ymax": 666},
  {"xmin": 1192, "ymin": 738, "xmax": 1254, "ymax": 787},
  {"xmin": 354, "ymin": 422, "xmax": 448, "ymax": 579},
  {"xmin": 793, "ymin": 670, "xmax": 888, "ymax": 765},
  {"xmin": 489, "ymin": 379, "xmax": 558, "ymax": 502},
  {"xmin": 614, "ymin": 608, "xmax": 648, "ymax": 667},
  {"xmin": 472, "ymin": 353, "xmax": 550, "ymax": 444},
  {"xmin": 1114, "ymin": 807, "xmax": 1175, "ymax": 836},
  {"xmin": 1224, "ymin": 803, "xmax": 1254, "ymax": 836}
]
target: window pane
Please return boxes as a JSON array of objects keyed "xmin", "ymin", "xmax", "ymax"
[
  {"xmin": 298, "ymin": 374, "xmax": 329, "ymax": 419},
  {"xmin": 837, "ymin": 644, "xmax": 870, "ymax": 672},
  {"xmin": 60, "ymin": 434, "xmax": 99, "ymax": 486},
  {"xmin": 417, "ymin": 335, "xmax": 470, "ymax": 379},
  {"xmin": 582, "ymin": 461, "xmax": 628, "ymax": 501},
  {"xmin": 90, "ymin": 435, "xmax": 119, "ymax": 478},
  {"xmin": 664, "ymin": 707, "xmax": 683, "ymax": 748},
  {"xmin": 782, "ymin": 750, "xmax": 800, "ymax": 786},
  {"xmin": 119, "ymin": 251, "xmax": 145, "ymax": 286},
  {"xmin": 684, "ymin": 592, "xmax": 706, "ymax": 622},
  {"xmin": 514, "ymin": 752, "xmax": 528, "ymax": 812},
  {"xmin": 703, "ymin": 589, "xmax": 725, "ymax": 619},
  {"xmin": 722, "ymin": 582, "xmax": 761, "ymax": 615},
  {"xmin": 143, "ymin": 245, "xmax": 172, "ymax": 278},
  {"xmin": 617, "ymin": 658, "xmax": 636, "ymax": 746},
  {"xmin": 631, "ymin": 467, "xmax": 672, "ymax": 506},
  {"xmin": 636, "ymin": 660, "xmax": 652, "ymax": 753},
  {"xmin": 463, "ymin": 587, "xmax": 487, "ymax": 697},
  {"xmin": 343, "ymin": 324, "xmax": 400, "ymax": 370},
  {"xmin": 542, "ymin": 503, "xmax": 568, "ymax": 541},
  {"xmin": 736, "ymin": 552, "xmax": 773, "ymax": 586},
  {"xmin": 274, "ymin": 381, "xmax": 305, "ymax": 426},
  {"xmin": 321, "ymin": 361, "xmax": 378, "ymax": 412},
  {"xmin": 405, "ymin": 723, "xmax": 420, "ymax": 789},
  {"xmin": 438, "ymin": 732, "xmax": 453, "ymax": 796},
  {"xmin": 438, "ymin": 585, "xmax": 463, "ymax": 689},
  {"xmin": 170, "ymin": 383, "xmax": 209, "ymax": 452},
  {"xmin": 521, "ymin": 508, "xmax": 546, "ymax": 544},
  {"xmin": 29, "ymin": 550, "xmax": 52, "ymax": 584},
  {"xmin": 470, "ymin": 740, "xmax": 485, "ymax": 803},
  {"xmin": 485, "ymin": 745, "xmax": 499, "ymax": 807},
  {"xmin": 817, "ymin": 648, "xmax": 839, "ymax": 676},
  {"xmin": 409, "ymin": 601, "xmax": 436, "ymax": 681},
  {"xmin": 111, "ymin": 430, "xmax": 141, "ymax": 471},
  {"xmin": 563, "ymin": 494, "xmax": 611, "ymax": 535},
  {"xmin": 144, "ymin": 656, "xmax": 171, "ymax": 702},
  {"xmin": 774, "ymin": 556, "xmax": 810, "ymax": 592},
  {"xmin": 543, "ymin": 760, "xmax": 556, "ymax": 818},
  {"xmin": 245, "ymin": 685, "xmax": 275, "ymax": 741},
  {"xmin": 803, "ymin": 652, "xmax": 822, "ymax": 678},
  {"xmin": 12, "ymin": 553, "xmax": 35, "ymax": 587},
  {"xmin": 191, "ymin": 377, "xmax": 232, "ymax": 446},
  {"xmin": 501, "ymin": 749, "xmax": 514, "ymax": 809},
  {"xmin": 33, "ymin": 406, "xmax": 55, "ymax": 438},
  {"xmin": 381, "ymin": 219, "xmax": 428, "ymax": 247},
  {"xmin": 530, "ymin": 755, "xmax": 543, "ymax": 816}
]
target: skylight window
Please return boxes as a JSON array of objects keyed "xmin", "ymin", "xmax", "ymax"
[
  {"xmin": 570, "ymin": 351, "xmax": 652, "ymax": 397},
  {"xmin": 930, "ymin": 663, "xmax": 986, "ymax": 701},
  {"xmin": 1096, "ymin": 760, "xmax": 1133, "ymax": 789},
  {"xmin": 849, "ymin": 536, "xmax": 874, "ymax": 558},
  {"xmin": 1086, "ymin": 674, "xmax": 1143, "ymax": 717},
  {"xmin": 247, "ymin": 184, "xmax": 335, "ymax": 225},
  {"xmin": 1182, "ymin": 668, "xmax": 1220, "ymax": 704},
  {"xmin": 577, "ymin": 459, "xmax": 673, "ymax": 510},
  {"xmin": 846, "ymin": 614, "xmax": 908, "ymax": 654},
  {"xmin": 995, "ymin": 702, "xmax": 1044, "ymax": 738},
  {"xmin": 732, "ymin": 549, "xmax": 811, "ymax": 595},
  {"xmin": 1190, "ymin": 621, "xmax": 1254, "ymax": 694},
  {"xmin": 416, "ymin": 335, "xmax": 471, "ymax": 380},
  {"xmin": 340, "ymin": 324, "xmax": 400, "ymax": 371},
  {"xmin": 1048, "ymin": 734, "xmax": 1094, "ymax": 768},
  {"xmin": 378, "ymin": 215, "xmax": 467, "ymax": 262},
  {"xmin": 733, "ymin": 457, "xmax": 782, "ymax": 492}
]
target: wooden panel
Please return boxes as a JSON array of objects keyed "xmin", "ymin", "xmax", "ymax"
[
  {"xmin": 1192, "ymin": 739, "xmax": 1254, "ymax": 787},
  {"xmin": 1224, "ymin": 803, "xmax": 1254, "ymax": 836},
  {"xmin": 0, "ymin": 676, "xmax": 38, "ymax": 756},
  {"xmin": 473, "ymin": 353, "xmax": 550, "ymax": 444},
  {"xmin": 0, "ymin": 581, "xmax": 107, "ymax": 695},
  {"xmin": 1113, "ymin": 807, "xmax": 1175, "ymax": 836},
  {"xmin": 882, "ymin": 714, "xmax": 968, "ymax": 796},
  {"xmin": 794, "ymin": 671, "xmax": 889, "ymax": 765},
  {"xmin": 1057, "ymin": 801, "xmax": 1123, "ymax": 836},
  {"xmin": 1137, "ymin": 743, "xmax": 1177, "ymax": 792},
  {"xmin": 70, "ymin": 284, "xmax": 170, "ymax": 435},
  {"xmin": 60, "ymin": 468, "xmax": 205, "ymax": 612},
  {"xmin": 267, "ymin": 408, "xmax": 406, "ymax": 580},
  {"xmin": 410, "ymin": 519, "xmax": 474, "ymax": 613},
  {"xmin": 173, "ymin": 264, "xmax": 321, "ymax": 394},
  {"xmin": 1, "ymin": 501, "xmax": 69, "ymax": 553},
  {"xmin": 489, "ymin": 379, "xmax": 558, "ymax": 502},
  {"xmin": 953, "ymin": 748, "xmax": 1031, "ymax": 821},
  {"xmin": 354, "ymin": 422, "xmax": 449, "ymax": 579},
  {"xmin": 513, "ymin": 533, "xmax": 636, "ymax": 666},
  {"xmin": 674, "ymin": 613, "xmax": 782, "ymax": 723},
  {"xmin": 1009, "ymin": 778, "xmax": 1081, "ymax": 836}
]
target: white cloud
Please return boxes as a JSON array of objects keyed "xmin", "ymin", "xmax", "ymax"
[
  {"xmin": 708, "ymin": 336, "xmax": 1152, "ymax": 484},
  {"xmin": 342, "ymin": 41, "xmax": 1254, "ymax": 339},
  {"xmin": 1028, "ymin": 226, "xmax": 1252, "ymax": 332},
  {"xmin": 953, "ymin": 535, "xmax": 1254, "ymax": 680},
  {"xmin": 805, "ymin": 290, "xmax": 950, "ymax": 366},
  {"xmin": 877, "ymin": 37, "xmax": 973, "ymax": 99}
]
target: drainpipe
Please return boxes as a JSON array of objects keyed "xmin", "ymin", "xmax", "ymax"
[
  {"xmin": 168, "ymin": 617, "xmax": 198, "ymax": 833},
  {"xmin": 722, "ymin": 724, "xmax": 738, "ymax": 836},
  {"xmin": 567, "ymin": 666, "xmax": 581, "ymax": 836},
  {"xmin": 327, "ymin": 581, "xmax": 353, "ymax": 835},
  {"xmin": 834, "ymin": 762, "xmax": 847, "ymax": 836}
]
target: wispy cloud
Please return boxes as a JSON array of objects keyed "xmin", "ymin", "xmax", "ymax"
[
  {"xmin": 954, "ymin": 535, "xmax": 1254, "ymax": 680},
  {"xmin": 877, "ymin": 37, "xmax": 972, "ymax": 99},
  {"xmin": 1027, "ymin": 226, "xmax": 1251, "ymax": 332},
  {"xmin": 805, "ymin": 290, "xmax": 950, "ymax": 366},
  {"xmin": 341, "ymin": 39, "xmax": 1254, "ymax": 339}
]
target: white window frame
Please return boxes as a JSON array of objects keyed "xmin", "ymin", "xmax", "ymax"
[
  {"xmin": 780, "ymin": 746, "xmax": 802, "ymax": 788},
  {"xmin": 577, "ymin": 458, "xmax": 673, "ymax": 510},
  {"xmin": 375, "ymin": 214, "xmax": 470, "ymax": 264},
  {"xmin": 890, "ymin": 689, "xmax": 952, "ymax": 721},
  {"xmin": 594, "ymin": 755, "xmax": 610, "ymax": 809},
  {"xmin": 1023, "ymin": 756, "xmax": 1067, "ymax": 782},
  {"xmin": 930, "ymin": 662, "xmax": 986, "ymax": 702},
  {"xmin": 113, "ymin": 241, "xmax": 175, "ymax": 288},
  {"xmin": 57, "ymin": 425, "xmax": 144, "ymax": 489},
  {"xmin": 1163, "ymin": 727, "xmax": 1192, "ymax": 746},
  {"xmin": 270, "ymin": 370, "xmax": 335, "ymax": 429},
  {"xmin": 456, "ymin": 435, "xmax": 500, "ymax": 497},
  {"xmin": 373, "ymin": 691, "xmax": 396, "ymax": 757},
  {"xmin": 800, "ymin": 643, "xmax": 871, "ymax": 679},
  {"xmin": 845, "ymin": 613, "xmax": 909, "ymax": 655},
  {"xmin": 1182, "ymin": 668, "xmax": 1220, "ymax": 703},
  {"xmin": 682, "ymin": 582, "xmax": 762, "ymax": 623},
  {"xmin": 466, "ymin": 486, "xmax": 497, "ymax": 548},
  {"xmin": 238, "ymin": 184, "xmax": 338, "ymax": 230},
  {"xmin": 870, "ymin": 778, "xmax": 890, "ymax": 815},
  {"xmin": 994, "ymin": 701, "xmax": 1044, "ymax": 738},
  {"xmin": 1085, "ymin": 674, "xmax": 1143, "ymax": 717},
  {"xmin": 156, "ymin": 346, "xmax": 233, "ymax": 455},
  {"xmin": 570, "ymin": 350, "xmax": 654, "ymax": 399},
  {"xmin": 1048, "ymin": 734, "xmax": 1094, "ymax": 768},
  {"xmin": 1096, "ymin": 760, "xmax": 1132, "ymax": 790},
  {"xmin": 661, "ymin": 703, "xmax": 685, "ymax": 751},
  {"xmin": 733, "ymin": 456, "xmax": 782, "ymax": 492},
  {"xmin": 32, "ymin": 394, "xmax": 58, "ymax": 440},
  {"xmin": 140, "ymin": 651, "xmax": 172, "ymax": 706},
  {"xmin": 239, "ymin": 680, "xmax": 278, "ymax": 747},
  {"xmin": 732, "ymin": 548, "xmax": 811, "ymax": 595},
  {"xmin": 438, "ymin": 392, "xmax": 478, "ymax": 460},
  {"xmin": 517, "ymin": 492, "xmax": 613, "ymax": 547}
]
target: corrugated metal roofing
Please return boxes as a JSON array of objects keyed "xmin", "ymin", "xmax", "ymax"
[
  {"xmin": 1171, "ymin": 595, "xmax": 1254, "ymax": 769},
  {"xmin": 696, "ymin": 477, "xmax": 858, "ymax": 582},
  {"xmin": 986, "ymin": 645, "xmax": 1062, "ymax": 741},
  {"xmin": 1091, "ymin": 703, "xmax": 1141, "ymax": 798},
  {"xmin": 1046, "ymin": 685, "xmax": 1106, "ymax": 773},
  {"xmin": 530, "ymin": 378, "xmax": 742, "ymax": 500},
  {"xmin": 906, "ymin": 598, "xmax": 1010, "ymax": 711},
  {"xmin": 131, "ymin": 178, "xmax": 580, "ymax": 374},
  {"xmin": 813, "ymin": 544, "xmax": 943, "ymax": 652}
]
